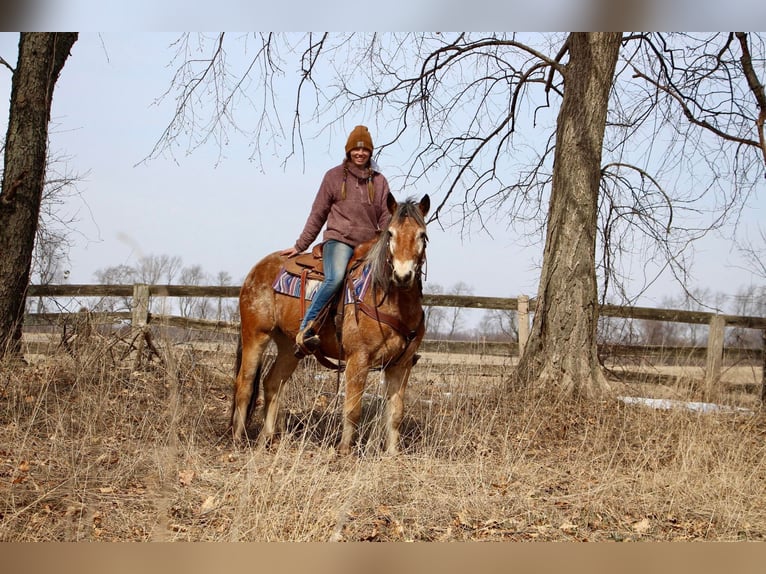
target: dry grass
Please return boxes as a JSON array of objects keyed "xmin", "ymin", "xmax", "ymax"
[{"xmin": 2, "ymin": 334, "xmax": 766, "ymax": 542}]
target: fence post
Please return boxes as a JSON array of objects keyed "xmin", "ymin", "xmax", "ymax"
[
  {"xmin": 132, "ymin": 284, "xmax": 150, "ymax": 369},
  {"xmin": 132, "ymin": 284, "xmax": 150, "ymax": 329},
  {"xmin": 704, "ymin": 314, "xmax": 725, "ymax": 399},
  {"xmin": 761, "ymin": 330, "xmax": 766, "ymax": 405},
  {"xmin": 517, "ymin": 295, "xmax": 530, "ymax": 359}
]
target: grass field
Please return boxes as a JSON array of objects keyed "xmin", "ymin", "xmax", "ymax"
[{"xmin": 2, "ymin": 333, "xmax": 765, "ymax": 541}]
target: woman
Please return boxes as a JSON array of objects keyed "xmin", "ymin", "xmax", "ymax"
[{"xmin": 281, "ymin": 125, "xmax": 392, "ymax": 355}]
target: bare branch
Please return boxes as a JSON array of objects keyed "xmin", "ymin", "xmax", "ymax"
[
  {"xmin": 631, "ymin": 65, "xmax": 761, "ymax": 150},
  {"xmin": 143, "ymin": 33, "xmax": 288, "ymax": 168},
  {"xmin": 149, "ymin": 32, "xmax": 765, "ymax": 309},
  {"xmin": 736, "ymin": 226, "xmax": 766, "ymax": 280},
  {"xmin": 735, "ymin": 32, "xmax": 766, "ymax": 165},
  {"xmin": 0, "ymin": 56, "xmax": 14, "ymax": 73},
  {"xmin": 601, "ymin": 162, "xmax": 673, "ymax": 232}
]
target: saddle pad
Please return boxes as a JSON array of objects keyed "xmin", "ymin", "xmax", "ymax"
[
  {"xmin": 272, "ymin": 269, "xmax": 322, "ymax": 300},
  {"xmin": 272, "ymin": 265, "xmax": 373, "ymax": 304},
  {"xmin": 345, "ymin": 264, "xmax": 372, "ymax": 303}
]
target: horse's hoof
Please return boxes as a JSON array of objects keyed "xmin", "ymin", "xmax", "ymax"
[
  {"xmin": 256, "ymin": 434, "xmax": 280, "ymax": 451},
  {"xmin": 231, "ymin": 437, "xmax": 247, "ymax": 451}
]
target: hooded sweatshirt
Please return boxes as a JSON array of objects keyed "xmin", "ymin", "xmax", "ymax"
[{"xmin": 294, "ymin": 159, "xmax": 392, "ymax": 253}]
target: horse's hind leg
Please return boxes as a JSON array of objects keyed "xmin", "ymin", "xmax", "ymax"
[
  {"xmin": 258, "ymin": 333, "xmax": 300, "ymax": 447},
  {"xmin": 231, "ymin": 331, "xmax": 272, "ymax": 442}
]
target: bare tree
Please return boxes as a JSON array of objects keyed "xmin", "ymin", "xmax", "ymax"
[
  {"xmin": 423, "ymin": 282, "xmax": 446, "ymax": 337},
  {"xmin": 478, "ymin": 308, "xmax": 518, "ymax": 341},
  {"xmin": 178, "ymin": 264, "xmax": 208, "ymax": 318},
  {"xmin": 444, "ymin": 281, "xmax": 473, "ymax": 339},
  {"xmin": 150, "ymin": 32, "xmax": 765, "ymax": 397},
  {"xmin": 134, "ymin": 254, "xmax": 182, "ymax": 285},
  {"xmin": 639, "ymin": 319, "xmax": 685, "ymax": 347},
  {"xmin": 214, "ymin": 270, "xmax": 236, "ymax": 322},
  {"xmin": 737, "ymin": 226, "xmax": 766, "ymax": 281},
  {"xmin": 0, "ymin": 32, "xmax": 78, "ymax": 358},
  {"xmin": 600, "ymin": 32, "xmax": 766, "ymax": 306},
  {"xmin": 92, "ymin": 254, "xmax": 183, "ymax": 315},
  {"xmin": 512, "ymin": 33, "xmax": 622, "ymax": 395},
  {"xmin": 30, "ymin": 166, "xmax": 72, "ymax": 315},
  {"xmin": 93, "ymin": 264, "xmax": 137, "ymax": 286},
  {"xmin": 92, "ymin": 264, "xmax": 136, "ymax": 312},
  {"xmin": 28, "ymin": 152, "xmax": 87, "ymax": 313},
  {"xmin": 727, "ymin": 284, "xmax": 766, "ymax": 347}
]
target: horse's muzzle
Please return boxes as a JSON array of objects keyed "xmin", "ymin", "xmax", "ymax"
[{"xmin": 392, "ymin": 270, "xmax": 416, "ymax": 289}]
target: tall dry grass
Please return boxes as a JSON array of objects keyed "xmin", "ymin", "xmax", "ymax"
[{"xmin": 1, "ymin": 334, "xmax": 765, "ymax": 541}]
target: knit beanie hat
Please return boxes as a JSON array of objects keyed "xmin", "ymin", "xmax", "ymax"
[{"xmin": 345, "ymin": 125, "xmax": 373, "ymax": 154}]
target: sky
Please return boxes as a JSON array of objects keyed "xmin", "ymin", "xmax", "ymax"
[
  {"xmin": 1, "ymin": 31, "xmax": 764, "ymax": 317},
  {"xmin": 4, "ymin": 1, "xmax": 766, "ymax": 31}
]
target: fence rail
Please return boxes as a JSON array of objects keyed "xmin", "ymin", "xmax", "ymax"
[
  {"xmin": 24, "ymin": 283, "xmax": 766, "ymax": 391},
  {"xmin": 26, "ymin": 283, "xmax": 766, "ymax": 328}
]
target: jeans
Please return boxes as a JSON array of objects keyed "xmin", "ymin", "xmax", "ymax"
[{"xmin": 299, "ymin": 240, "xmax": 355, "ymax": 330}]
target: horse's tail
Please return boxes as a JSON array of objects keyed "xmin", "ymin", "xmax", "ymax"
[{"xmin": 234, "ymin": 333, "xmax": 243, "ymax": 376}]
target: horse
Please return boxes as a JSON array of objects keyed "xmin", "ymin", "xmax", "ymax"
[{"xmin": 230, "ymin": 193, "xmax": 430, "ymax": 455}]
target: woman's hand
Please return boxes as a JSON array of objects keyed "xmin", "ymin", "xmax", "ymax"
[{"xmin": 280, "ymin": 247, "xmax": 300, "ymax": 258}]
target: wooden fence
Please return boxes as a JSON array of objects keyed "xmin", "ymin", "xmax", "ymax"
[{"xmin": 24, "ymin": 283, "xmax": 766, "ymax": 392}]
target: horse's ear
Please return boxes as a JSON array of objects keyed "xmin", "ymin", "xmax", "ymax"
[
  {"xmin": 419, "ymin": 194, "xmax": 430, "ymax": 218},
  {"xmin": 386, "ymin": 192, "xmax": 398, "ymax": 215}
]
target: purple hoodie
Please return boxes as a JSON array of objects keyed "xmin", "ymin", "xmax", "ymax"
[{"xmin": 294, "ymin": 160, "xmax": 392, "ymax": 252}]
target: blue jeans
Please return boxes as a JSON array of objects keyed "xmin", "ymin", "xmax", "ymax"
[{"xmin": 299, "ymin": 240, "xmax": 354, "ymax": 330}]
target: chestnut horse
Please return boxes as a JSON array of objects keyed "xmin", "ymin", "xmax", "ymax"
[{"xmin": 231, "ymin": 193, "xmax": 430, "ymax": 455}]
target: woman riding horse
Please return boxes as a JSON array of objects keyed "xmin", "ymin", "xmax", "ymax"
[
  {"xmin": 232, "ymin": 192, "xmax": 430, "ymax": 455},
  {"xmin": 280, "ymin": 125, "xmax": 392, "ymax": 357}
]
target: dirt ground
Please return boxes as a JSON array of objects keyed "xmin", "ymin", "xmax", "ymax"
[{"xmin": 3, "ymin": 334, "xmax": 766, "ymax": 541}]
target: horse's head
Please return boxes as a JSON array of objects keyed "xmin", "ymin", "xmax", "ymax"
[{"xmin": 382, "ymin": 193, "xmax": 430, "ymax": 290}]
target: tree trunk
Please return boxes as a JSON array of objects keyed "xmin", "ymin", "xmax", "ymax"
[
  {"xmin": 513, "ymin": 32, "xmax": 622, "ymax": 397},
  {"xmin": 0, "ymin": 33, "xmax": 78, "ymax": 358}
]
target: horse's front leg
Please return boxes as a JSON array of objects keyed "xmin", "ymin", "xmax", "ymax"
[
  {"xmin": 339, "ymin": 354, "xmax": 370, "ymax": 456},
  {"xmin": 382, "ymin": 363, "xmax": 412, "ymax": 455}
]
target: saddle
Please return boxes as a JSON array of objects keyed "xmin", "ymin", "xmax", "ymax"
[
  {"xmin": 283, "ymin": 243, "xmax": 324, "ymax": 280},
  {"xmin": 281, "ymin": 241, "xmax": 420, "ymax": 370}
]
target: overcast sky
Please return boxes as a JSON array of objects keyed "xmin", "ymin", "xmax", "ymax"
[{"xmin": 1, "ymin": 32, "xmax": 764, "ymax": 314}]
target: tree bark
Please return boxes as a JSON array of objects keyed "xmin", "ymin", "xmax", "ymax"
[
  {"xmin": 0, "ymin": 33, "xmax": 78, "ymax": 358},
  {"xmin": 513, "ymin": 33, "xmax": 622, "ymax": 397}
]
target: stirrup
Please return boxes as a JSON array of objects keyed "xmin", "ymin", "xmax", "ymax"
[{"xmin": 294, "ymin": 326, "xmax": 320, "ymax": 358}]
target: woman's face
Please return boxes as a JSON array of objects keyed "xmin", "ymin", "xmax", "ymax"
[{"xmin": 349, "ymin": 147, "xmax": 371, "ymax": 167}]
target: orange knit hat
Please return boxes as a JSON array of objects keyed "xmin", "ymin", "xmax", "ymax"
[{"xmin": 345, "ymin": 125, "xmax": 373, "ymax": 154}]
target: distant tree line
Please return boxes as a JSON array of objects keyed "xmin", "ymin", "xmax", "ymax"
[
  {"xmin": 28, "ymin": 253, "xmax": 240, "ymax": 324},
  {"xmin": 427, "ymin": 283, "xmax": 765, "ymax": 348},
  {"xmin": 597, "ymin": 285, "xmax": 766, "ymax": 349}
]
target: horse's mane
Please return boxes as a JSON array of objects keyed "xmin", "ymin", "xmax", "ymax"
[{"xmin": 365, "ymin": 196, "xmax": 427, "ymax": 293}]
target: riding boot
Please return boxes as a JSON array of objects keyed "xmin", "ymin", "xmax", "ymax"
[{"xmin": 294, "ymin": 323, "xmax": 321, "ymax": 358}]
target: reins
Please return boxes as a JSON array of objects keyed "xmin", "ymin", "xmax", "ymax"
[{"xmin": 355, "ymin": 296, "xmax": 425, "ymax": 367}]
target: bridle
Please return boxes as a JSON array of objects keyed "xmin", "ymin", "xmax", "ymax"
[{"xmin": 350, "ymin": 224, "xmax": 428, "ymax": 367}]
